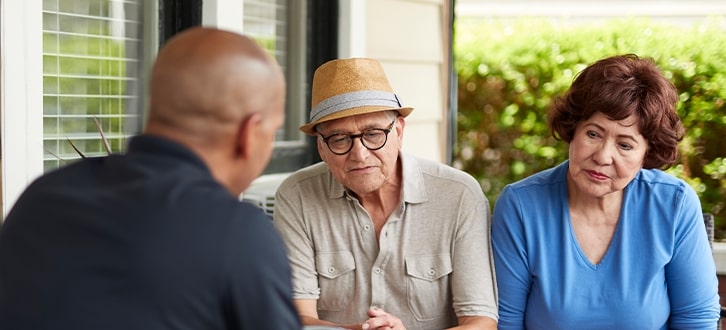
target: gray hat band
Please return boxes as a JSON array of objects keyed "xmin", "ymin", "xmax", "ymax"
[{"xmin": 310, "ymin": 90, "xmax": 402, "ymax": 122}]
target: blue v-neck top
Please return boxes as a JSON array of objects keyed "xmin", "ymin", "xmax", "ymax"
[{"xmin": 492, "ymin": 161, "xmax": 719, "ymax": 329}]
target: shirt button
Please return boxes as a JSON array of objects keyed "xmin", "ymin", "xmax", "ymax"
[
  {"xmin": 363, "ymin": 225, "xmax": 371, "ymax": 231},
  {"xmin": 428, "ymin": 268, "xmax": 436, "ymax": 277},
  {"xmin": 374, "ymin": 267, "xmax": 382, "ymax": 274},
  {"xmin": 328, "ymin": 267, "xmax": 336, "ymax": 274}
]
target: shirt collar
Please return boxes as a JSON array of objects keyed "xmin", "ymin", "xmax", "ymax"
[
  {"xmin": 126, "ymin": 135, "xmax": 210, "ymax": 174},
  {"xmin": 400, "ymin": 152, "xmax": 427, "ymax": 204},
  {"xmin": 326, "ymin": 151, "xmax": 428, "ymax": 204}
]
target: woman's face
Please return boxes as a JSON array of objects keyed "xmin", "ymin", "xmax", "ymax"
[{"xmin": 567, "ymin": 111, "xmax": 648, "ymax": 199}]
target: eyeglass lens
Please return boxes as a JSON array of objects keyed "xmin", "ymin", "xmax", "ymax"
[{"xmin": 322, "ymin": 120, "xmax": 395, "ymax": 155}]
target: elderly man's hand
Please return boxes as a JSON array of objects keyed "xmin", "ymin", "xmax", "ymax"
[{"xmin": 360, "ymin": 307, "xmax": 407, "ymax": 330}]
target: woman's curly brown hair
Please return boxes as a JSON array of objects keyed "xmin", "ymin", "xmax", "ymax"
[{"xmin": 548, "ymin": 54, "xmax": 684, "ymax": 169}]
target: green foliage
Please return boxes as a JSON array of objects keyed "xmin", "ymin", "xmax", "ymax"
[{"xmin": 454, "ymin": 17, "xmax": 726, "ymax": 237}]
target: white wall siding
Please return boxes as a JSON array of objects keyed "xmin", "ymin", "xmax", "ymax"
[{"xmin": 360, "ymin": 0, "xmax": 451, "ymax": 163}]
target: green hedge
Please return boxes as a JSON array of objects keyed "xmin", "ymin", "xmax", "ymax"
[{"xmin": 454, "ymin": 17, "xmax": 726, "ymax": 237}]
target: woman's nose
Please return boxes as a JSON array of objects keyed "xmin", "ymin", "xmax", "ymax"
[{"xmin": 592, "ymin": 144, "xmax": 614, "ymax": 165}]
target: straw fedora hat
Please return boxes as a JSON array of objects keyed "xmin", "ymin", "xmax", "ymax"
[{"xmin": 299, "ymin": 58, "xmax": 414, "ymax": 135}]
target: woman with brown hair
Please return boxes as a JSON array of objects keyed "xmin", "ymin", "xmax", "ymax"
[{"xmin": 492, "ymin": 54, "xmax": 720, "ymax": 329}]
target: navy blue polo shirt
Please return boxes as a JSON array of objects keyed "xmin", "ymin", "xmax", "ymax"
[{"xmin": 0, "ymin": 135, "xmax": 301, "ymax": 329}]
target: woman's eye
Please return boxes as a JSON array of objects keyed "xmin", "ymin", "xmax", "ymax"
[
  {"xmin": 619, "ymin": 143, "xmax": 633, "ymax": 150},
  {"xmin": 586, "ymin": 130, "xmax": 599, "ymax": 138}
]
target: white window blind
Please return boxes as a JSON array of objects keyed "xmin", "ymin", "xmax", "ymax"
[
  {"xmin": 42, "ymin": 0, "xmax": 144, "ymax": 171},
  {"xmin": 244, "ymin": 0, "xmax": 287, "ymax": 73},
  {"xmin": 244, "ymin": 0, "xmax": 308, "ymax": 144}
]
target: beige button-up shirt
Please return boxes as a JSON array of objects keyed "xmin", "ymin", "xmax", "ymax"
[{"xmin": 273, "ymin": 153, "xmax": 498, "ymax": 329}]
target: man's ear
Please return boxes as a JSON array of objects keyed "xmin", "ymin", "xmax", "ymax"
[
  {"xmin": 236, "ymin": 113, "xmax": 263, "ymax": 159},
  {"xmin": 395, "ymin": 116, "xmax": 405, "ymax": 143}
]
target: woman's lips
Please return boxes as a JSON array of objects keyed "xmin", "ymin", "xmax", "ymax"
[{"xmin": 586, "ymin": 170, "xmax": 609, "ymax": 181}]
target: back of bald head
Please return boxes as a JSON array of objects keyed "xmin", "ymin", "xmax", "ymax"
[{"xmin": 147, "ymin": 27, "xmax": 284, "ymax": 142}]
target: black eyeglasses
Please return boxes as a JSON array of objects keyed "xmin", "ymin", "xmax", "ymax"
[{"xmin": 318, "ymin": 120, "xmax": 396, "ymax": 155}]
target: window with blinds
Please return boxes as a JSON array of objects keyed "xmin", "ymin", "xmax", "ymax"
[
  {"xmin": 244, "ymin": 0, "xmax": 287, "ymax": 71},
  {"xmin": 42, "ymin": 0, "xmax": 145, "ymax": 171},
  {"xmin": 244, "ymin": 0, "xmax": 307, "ymax": 145}
]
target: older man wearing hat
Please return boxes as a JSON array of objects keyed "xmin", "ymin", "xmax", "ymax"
[{"xmin": 273, "ymin": 58, "xmax": 498, "ymax": 330}]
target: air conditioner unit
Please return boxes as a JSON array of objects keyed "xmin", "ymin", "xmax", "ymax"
[{"xmin": 239, "ymin": 172, "xmax": 292, "ymax": 218}]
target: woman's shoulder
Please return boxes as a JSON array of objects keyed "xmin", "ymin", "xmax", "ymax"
[
  {"xmin": 627, "ymin": 168, "xmax": 700, "ymax": 211},
  {"xmin": 632, "ymin": 168, "xmax": 691, "ymax": 192}
]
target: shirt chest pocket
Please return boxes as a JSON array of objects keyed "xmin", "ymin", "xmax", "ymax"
[
  {"xmin": 405, "ymin": 254, "xmax": 453, "ymax": 320},
  {"xmin": 315, "ymin": 251, "xmax": 356, "ymax": 311}
]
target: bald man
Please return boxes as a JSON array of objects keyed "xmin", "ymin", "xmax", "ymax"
[{"xmin": 0, "ymin": 27, "xmax": 301, "ymax": 329}]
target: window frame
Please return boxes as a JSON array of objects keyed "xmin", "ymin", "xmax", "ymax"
[
  {"xmin": 263, "ymin": 0, "xmax": 338, "ymax": 173},
  {"xmin": 1, "ymin": 0, "xmax": 45, "ymax": 218},
  {"xmin": 177, "ymin": 0, "xmax": 338, "ymax": 174}
]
